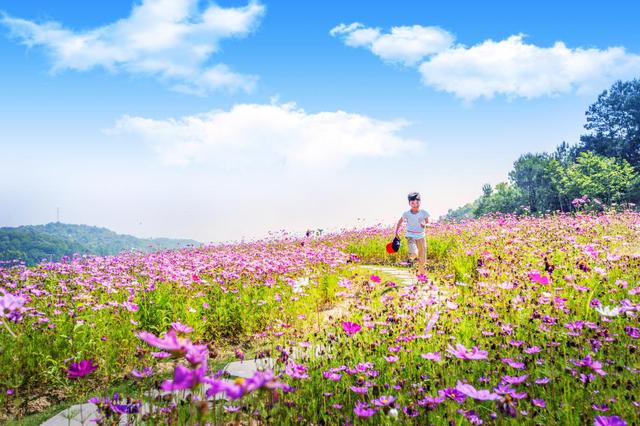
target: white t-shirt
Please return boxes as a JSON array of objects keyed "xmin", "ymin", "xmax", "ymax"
[{"xmin": 403, "ymin": 209, "xmax": 430, "ymax": 239}]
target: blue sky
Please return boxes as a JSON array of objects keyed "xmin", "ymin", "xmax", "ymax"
[{"xmin": 1, "ymin": 0, "xmax": 639, "ymax": 242}]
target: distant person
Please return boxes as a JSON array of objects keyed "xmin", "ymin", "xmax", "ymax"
[{"xmin": 394, "ymin": 192, "xmax": 429, "ymax": 277}]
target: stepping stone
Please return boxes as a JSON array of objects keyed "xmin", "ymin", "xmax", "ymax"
[
  {"xmin": 41, "ymin": 403, "xmax": 100, "ymax": 426},
  {"xmin": 223, "ymin": 358, "xmax": 275, "ymax": 378}
]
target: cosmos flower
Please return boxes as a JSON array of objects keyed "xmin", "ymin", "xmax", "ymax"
[
  {"xmin": 136, "ymin": 329, "xmax": 190, "ymax": 354},
  {"xmin": 595, "ymin": 306, "xmax": 620, "ymax": 317},
  {"xmin": 420, "ymin": 352, "xmax": 441, "ymax": 361},
  {"xmin": 455, "ymin": 382, "xmax": 500, "ymax": 401},
  {"xmin": 160, "ymin": 364, "xmax": 206, "ymax": 391},
  {"xmin": 341, "ymin": 321, "xmax": 362, "ymax": 336},
  {"xmin": 0, "ymin": 292, "xmax": 26, "ymax": 322},
  {"xmin": 501, "ymin": 375, "xmax": 528, "ymax": 385},
  {"xmin": 354, "ymin": 402, "xmax": 376, "ymax": 417},
  {"xmin": 171, "ymin": 322, "xmax": 194, "ymax": 333},
  {"xmin": 447, "ymin": 343, "xmax": 488, "ymax": 360},
  {"xmin": 372, "ymin": 395, "xmax": 395, "ymax": 407},
  {"xmin": 532, "ymin": 399, "xmax": 546, "ymax": 408},
  {"xmin": 594, "ymin": 416, "xmax": 627, "ymax": 426},
  {"xmin": 67, "ymin": 360, "xmax": 98, "ymax": 379}
]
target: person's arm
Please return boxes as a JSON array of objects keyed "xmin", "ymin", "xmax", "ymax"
[
  {"xmin": 394, "ymin": 216, "xmax": 404, "ymax": 237},
  {"xmin": 420, "ymin": 210, "xmax": 429, "ymax": 227}
]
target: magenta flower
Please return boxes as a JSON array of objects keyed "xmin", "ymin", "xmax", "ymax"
[
  {"xmin": 501, "ymin": 374, "xmax": 528, "ymax": 385},
  {"xmin": 207, "ymin": 370, "xmax": 284, "ymax": 400},
  {"xmin": 171, "ymin": 321, "xmax": 194, "ymax": 333},
  {"xmin": 501, "ymin": 358, "xmax": 526, "ymax": 369},
  {"xmin": 420, "ymin": 352, "xmax": 441, "ymax": 361},
  {"xmin": 528, "ymin": 270, "xmax": 551, "ymax": 285},
  {"xmin": 532, "ymin": 399, "xmax": 546, "ymax": 408},
  {"xmin": 160, "ymin": 364, "xmax": 206, "ymax": 391},
  {"xmin": 369, "ymin": 275, "xmax": 381, "ymax": 283},
  {"xmin": 447, "ymin": 343, "xmax": 488, "ymax": 360},
  {"xmin": 439, "ymin": 387, "xmax": 468, "ymax": 403},
  {"xmin": 0, "ymin": 292, "xmax": 26, "ymax": 322},
  {"xmin": 67, "ymin": 360, "xmax": 98, "ymax": 379},
  {"xmin": 455, "ymin": 382, "xmax": 500, "ymax": 401},
  {"xmin": 130, "ymin": 367, "xmax": 153, "ymax": 378},
  {"xmin": 322, "ymin": 371, "xmax": 342, "ymax": 381},
  {"xmin": 594, "ymin": 416, "xmax": 627, "ymax": 426},
  {"xmin": 372, "ymin": 395, "xmax": 395, "ymax": 407},
  {"xmin": 524, "ymin": 346, "xmax": 541, "ymax": 354},
  {"xmin": 573, "ymin": 355, "xmax": 606, "ymax": 376},
  {"xmin": 384, "ymin": 355, "xmax": 399, "ymax": 363},
  {"xmin": 285, "ymin": 362, "xmax": 309, "ymax": 379},
  {"xmin": 136, "ymin": 329, "xmax": 189, "ymax": 354},
  {"xmin": 354, "ymin": 402, "xmax": 376, "ymax": 417},
  {"xmin": 350, "ymin": 385, "xmax": 369, "ymax": 394},
  {"xmin": 341, "ymin": 321, "xmax": 362, "ymax": 336},
  {"xmin": 624, "ymin": 326, "xmax": 640, "ymax": 339}
]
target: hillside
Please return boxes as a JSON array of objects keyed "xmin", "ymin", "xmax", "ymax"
[{"xmin": 0, "ymin": 222, "xmax": 200, "ymax": 265}]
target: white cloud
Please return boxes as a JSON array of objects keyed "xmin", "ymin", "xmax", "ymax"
[
  {"xmin": 108, "ymin": 102, "xmax": 422, "ymax": 168},
  {"xmin": 1, "ymin": 0, "xmax": 265, "ymax": 94},
  {"xmin": 331, "ymin": 23, "xmax": 640, "ymax": 100},
  {"xmin": 419, "ymin": 35, "xmax": 640, "ymax": 100},
  {"xmin": 330, "ymin": 22, "xmax": 453, "ymax": 66}
]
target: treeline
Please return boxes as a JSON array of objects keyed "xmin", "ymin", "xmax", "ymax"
[
  {"xmin": 445, "ymin": 78, "xmax": 640, "ymax": 220},
  {"xmin": 0, "ymin": 222, "xmax": 200, "ymax": 266}
]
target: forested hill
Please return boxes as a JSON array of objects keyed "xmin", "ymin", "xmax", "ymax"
[{"xmin": 0, "ymin": 222, "xmax": 201, "ymax": 266}]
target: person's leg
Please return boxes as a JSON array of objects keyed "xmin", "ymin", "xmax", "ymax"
[
  {"xmin": 416, "ymin": 238, "xmax": 426, "ymax": 276},
  {"xmin": 406, "ymin": 237, "xmax": 417, "ymax": 264}
]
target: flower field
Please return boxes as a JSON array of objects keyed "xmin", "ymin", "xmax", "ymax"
[{"xmin": 1, "ymin": 212, "xmax": 639, "ymax": 425}]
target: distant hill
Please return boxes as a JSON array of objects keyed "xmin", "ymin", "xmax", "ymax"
[{"xmin": 0, "ymin": 222, "xmax": 201, "ymax": 266}]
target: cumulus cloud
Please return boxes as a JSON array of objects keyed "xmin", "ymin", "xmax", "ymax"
[
  {"xmin": 331, "ymin": 23, "xmax": 640, "ymax": 100},
  {"xmin": 108, "ymin": 102, "xmax": 422, "ymax": 168},
  {"xmin": 419, "ymin": 35, "xmax": 640, "ymax": 100},
  {"xmin": 1, "ymin": 0, "xmax": 265, "ymax": 94},
  {"xmin": 330, "ymin": 22, "xmax": 453, "ymax": 66}
]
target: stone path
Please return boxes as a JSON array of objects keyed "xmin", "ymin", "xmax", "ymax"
[
  {"xmin": 360, "ymin": 264, "xmax": 417, "ymax": 286},
  {"xmin": 41, "ymin": 265, "xmax": 438, "ymax": 425}
]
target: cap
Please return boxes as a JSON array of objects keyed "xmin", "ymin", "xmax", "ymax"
[{"xmin": 386, "ymin": 236, "xmax": 401, "ymax": 254}]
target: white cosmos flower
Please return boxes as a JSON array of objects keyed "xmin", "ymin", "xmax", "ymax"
[{"xmin": 595, "ymin": 305, "xmax": 621, "ymax": 317}]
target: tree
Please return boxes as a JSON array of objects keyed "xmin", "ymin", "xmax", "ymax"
[
  {"xmin": 556, "ymin": 151, "xmax": 637, "ymax": 205},
  {"xmin": 509, "ymin": 153, "xmax": 559, "ymax": 214},
  {"xmin": 474, "ymin": 182, "xmax": 524, "ymax": 216},
  {"xmin": 579, "ymin": 79, "xmax": 640, "ymax": 168}
]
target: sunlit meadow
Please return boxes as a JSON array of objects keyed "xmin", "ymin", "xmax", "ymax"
[{"xmin": 1, "ymin": 211, "xmax": 639, "ymax": 425}]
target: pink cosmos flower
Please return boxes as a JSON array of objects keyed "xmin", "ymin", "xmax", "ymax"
[
  {"xmin": 573, "ymin": 355, "xmax": 606, "ymax": 376},
  {"xmin": 171, "ymin": 322, "xmax": 194, "ymax": 333},
  {"xmin": 341, "ymin": 321, "xmax": 362, "ymax": 336},
  {"xmin": 0, "ymin": 292, "xmax": 26, "ymax": 322},
  {"xmin": 594, "ymin": 416, "xmax": 627, "ymax": 426},
  {"xmin": 136, "ymin": 329, "xmax": 189, "ymax": 354},
  {"xmin": 372, "ymin": 395, "xmax": 395, "ymax": 407},
  {"xmin": 160, "ymin": 364, "xmax": 206, "ymax": 391},
  {"xmin": 285, "ymin": 362, "xmax": 309, "ymax": 379},
  {"xmin": 421, "ymin": 352, "xmax": 441, "ymax": 361},
  {"xmin": 447, "ymin": 343, "xmax": 488, "ymax": 360},
  {"xmin": 501, "ymin": 358, "xmax": 526, "ymax": 369},
  {"xmin": 131, "ymin": 367, "xmax": 153, "ymax": 378},
  {"xmin": 501, "ymin": 374, "xmax": 528, "ymax": 385},
  {"xmin": 455, "ymin": 382, "xmax": 500, "ymax": 401},
  {"xmin": 354, "ymin": 402, "xmax": 376, "ymax": 417},
  {"xmin": 67, "ymin": 360, "xmax": 98, "ymax": 379},
  {"xmin": 528, "ymin": 270, "xmax": 551, "ymax": 285},
  {"xmin": 532, "ymin": 399, "xmax": 546, "ymax": 408}
]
